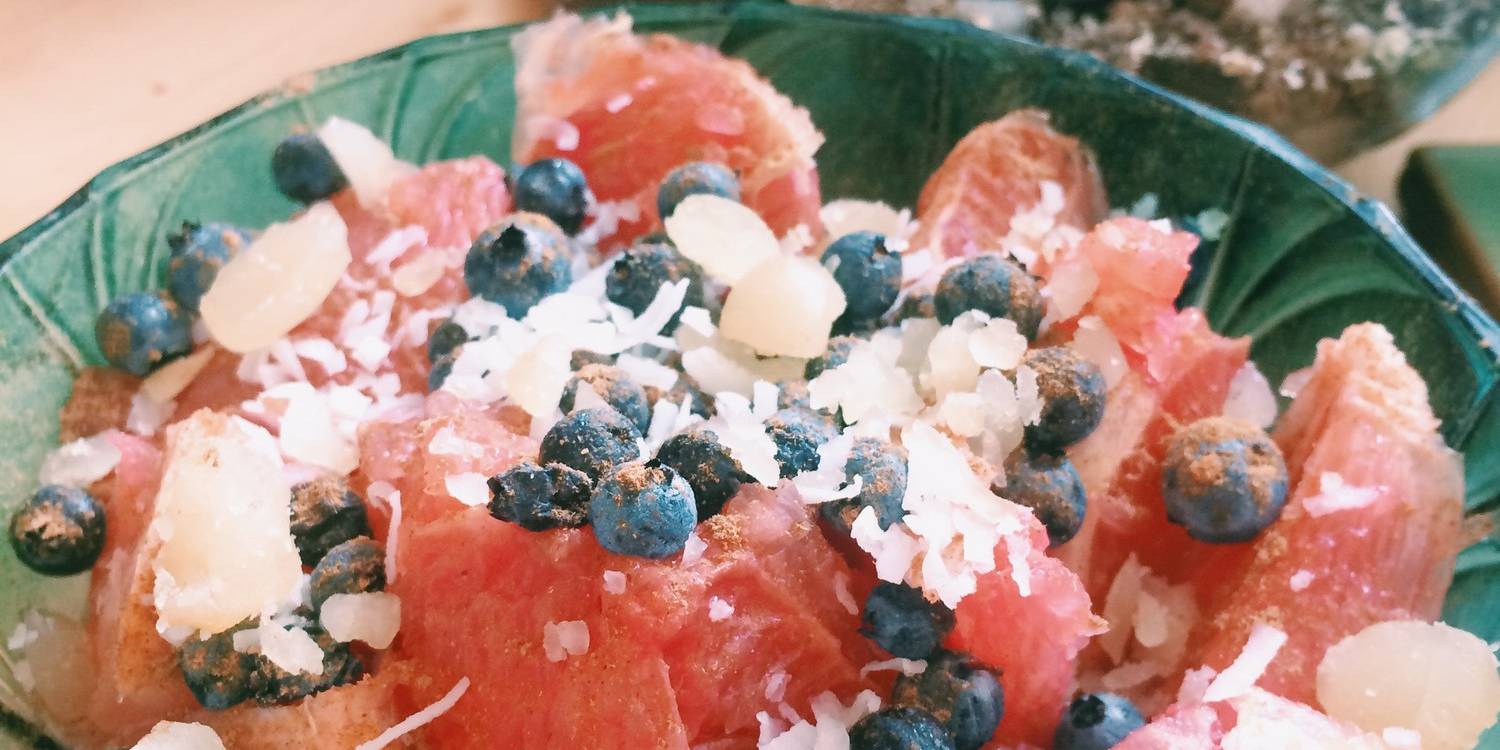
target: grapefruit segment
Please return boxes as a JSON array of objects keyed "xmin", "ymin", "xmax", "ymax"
[
  {"xmin": 911, "ymin": 110, "xmax": 1108, "ymax": 259},
  {"xmin": 1185, "ymin": 324, "xmax": 1463, "ymax": 707},
  {"xmin": 386, "ymin": 157, "xmax": 511, "ymax": 248},
  {"xmin": 512, "ymin": 14, "xmax": 824, "ymax": 245},
  {"xmin": 949, "ymin": 513, "xmax": 1101, "ymax": 748}
]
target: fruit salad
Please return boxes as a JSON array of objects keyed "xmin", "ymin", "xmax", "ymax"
[{"xmin": 7, "ymin": 12, "xmax": 1498, "ymax": 750}]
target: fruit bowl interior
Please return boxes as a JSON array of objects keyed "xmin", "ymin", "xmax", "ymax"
[{"xmin": 2, "ymin": 1, "xmax": 1500, "ymax": 744}]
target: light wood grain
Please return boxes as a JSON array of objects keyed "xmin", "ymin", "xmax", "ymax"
[
  {"xmin": 0, "ymin": 0, "xmax": 551, "ymax": 239},
  {"xmin": 0, "ymin": 2, "xmax": 1493, "ymax": 240}
]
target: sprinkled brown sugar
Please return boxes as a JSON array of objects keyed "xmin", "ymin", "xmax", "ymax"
[{"xmin": 59, "ymin": 367, "xmax": 139, "ymax": 442}]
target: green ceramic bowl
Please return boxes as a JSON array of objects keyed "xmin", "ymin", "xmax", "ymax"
[{"xmin": 2, "ymin": 2, "xmax": 1498, "ymax": 746}]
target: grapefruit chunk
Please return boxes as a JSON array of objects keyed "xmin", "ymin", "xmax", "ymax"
[
  {"xmin": 512, "ymin": 13, "xmax": 824, "ymax": 244},
  {"xmin": 910, "ymin": 110, "xmax": 1108, "ymax": 259},
  {"xmin": 1117, "ymin": 689, "xmax": 1396, "ymax": 749},
  {"xmin": 1074, "ymin": 218, "xmax": 1196, "ymax": 356},
  {"xmin": 948, "ymin": 515, "xmax": 1101, "ymax": 748},
  {"xmin": 1186, "ymin": 324, "xmax": 1464, "ymax": 707},
  {"xmin": 386, "ymin": 157, "xmax": 511, "ymax": 248},
  {"xmin": 393, "ymin": 486, "xmax": 875, "ymax": 747}
]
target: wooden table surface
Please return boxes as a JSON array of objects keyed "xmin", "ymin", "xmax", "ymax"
[{"xmin": 1, "ymin": 1, "xmax": 1495, "ymax": 240}]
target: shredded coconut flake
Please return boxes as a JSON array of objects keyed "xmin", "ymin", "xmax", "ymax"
[
  {"xmin": 1202, "ymin": 623, "xmax": 1288, "ymax": 702},
  {"xmin": 602, "ymin": 570, "xmax": 627, "ymax": 594},
  {"xmin": 1073, "ymin": 316, "xmax": 1128, "ymax": 388},
  {"xmin": 39, "ymin": 433, "xmax": 122, "ymax": 487},
  {"xmin": 682, "ymin": 532, "xmax": 708, "ymax": 565},
  {"xmin": 356, "ymin": 677, "xmax": 470, "ymax": 750},
  {"xmin": 859, "ymin": 658, "xmax": 928, "ymax": 678},
  {"xmin": 1289, "ymin": 570, "xmax": 1315, "ymax": 591},
  {"xmin": 705, "ymin": 392, "xmax": 781, "ymax": 486},
  {"xmin": 708, "ymin": 597, "xmax": 735, "ymax": 622},
  {"xmin": 127, "ymin": 392, "xmax": 174, "ymax": 437},
  {"xmin": 131, "ymin": 721, "xmax": 227, "ymax": 750},
  {"xmin": 615, "ymin": 352, "xmax": 680, "ymax": 391},
  {"xmin": 833, "ymin": 571, "xmax": 858, "ymax": 616},
  {"xmin": 445, "ymin": 472, "xmax": 490, "ymax": 507},
  {"xmin": 1179, "ymin": 666, "xmax": 1219, "ymax": 704},
  {"xmin": 369, "ymin": 482, "xmax": 402, "ymax": 585},
  {"xmin": 258, "ymin": 620, "xmax": 324, "ymax": 676},
  {"xmin": 542, "ymin": 620, "xmax": 591, "ymax": 662},
  {"xmin": 320, "ymin": 592, "xmax": 401, "ymax": 649},
  {"xmin": 1223, "ymin": 362, "xmax": 1278, "ymax": 428},
  {"xmin": 428, "ymin": 426, "xmax": 484, "ymax": 458},
  {"xmin": 1381, "ymin": 726, "xmax": 1423, "ymax": 750},
  {"xmin": 1303, "ymin": 472, "xmax": 1381, "ymax": 517}
]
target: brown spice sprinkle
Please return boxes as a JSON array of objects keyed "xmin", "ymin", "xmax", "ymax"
[
  {"xmin": 59, "ymin": 367, "xmax": 141, "ymax": 441},
  {"xmin": 612, "ymin": 462, "xmax": 666, "ymax": 496}
]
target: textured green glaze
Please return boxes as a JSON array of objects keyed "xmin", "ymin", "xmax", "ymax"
[{"xmin": 1, "ymin": 2, "xmax": 1497, "ymax": 745}]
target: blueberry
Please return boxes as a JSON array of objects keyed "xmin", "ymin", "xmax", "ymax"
[
  {"xmin": 539, "ymin": 407, "xmax": 642, "ymax": 483},
  {"xmin": 822, "ymin": 232, "xmax": 902, "ymax": 332},
  {"xmin": 605, "ymin": 240, "xmax": 706, "ymax": 332},
  {"xmin": 249, "ymin": 626, "xmax": 363, "ymax": 706},
  {"xmin": 428, "ymin": 348, "xmax": 458, "ymax": 392},
  {"xmin": 179, "ymin": 623, "xmax": 257, "ymax": 709},
  {"xmin": 95, "ymin": 291, "xmax": 194, "ymax": 376},
  {"xmin": 463, "ymin": 213, "xmax": 574, "ymax": 318},
  {"xmin": 893, "ymin": 651, "xmax": 1005, "ymax": 750},
  {"xmin": 765, "ymin": 407, "xmax": 837, "ymax": 479},
  {"xmin": 165, "ymin": 222, "xmax": 252, "ymax": 312},
  {"xmin": 9, "ymin": 485, "xmax": 106, "ymax": 576},
  {"xmin": 512, "ymin": 158, "xmax": 591, "ymax": 235},
  {"xmin": 427, "ymin": 318, "xmax": 471, "ymax": 364},
  {"xmin": 309, "ymin": 536, "xmax": 385, "ymax": 611},
  {"xmin": 1162, "ymin": 417, "xmax": 1288, "ymax": 544},
  {"xmin": 271, "ymin": 132, "xmax": 348, "ymax": 204},
  {"xmin": 996, "ymin": 451, "xmax": 1086, "ymax": 547},
  {"xmin": 933, "ymin": 256, "xmax": 1043, "ymax": 338},
  {"xmin": 560, "ymin": 364, "xmax": 653, "ymax": 434},
  {"xmin": 657, "ymin": 161, "xmax": 740, "ymax": 219},
  {"xmin": 289, "ymin": 478, "xmax": 371, "ymax": 568},
  {"xmin": 861, "ymin": 582, "xmax": 955, "ymax": 660},
  {"xmin": 821, "ymin": 438, "xmax": 908, "ymax": 534},
  {"xmin": 1024, "ymin": 347, "xmax": 1107, "ymax": 452},
  {"xmin": 1053, "ymin": 692, "xmax": 1145, "ymax": 750},
  {"xmin": 804, "ymin": 335, "xmax": 861, "ymax": 380},
  {"xmin": 588, "ymin": 461, "xmax": 698, "ymax": 559},
  {"xmin": 776, "ymin": 379, "xmax": 814, "ymax": 412},
  {"xmin": 655, "ymin": 428, "xmax": 747, "ymax": 520},
  {"xmin": 488, "ymin": 461, "xmax": 592, "ymax": 531},
  {"xmin": 848, "ymin": 707, "xmax": 955, "ymax": 750}
]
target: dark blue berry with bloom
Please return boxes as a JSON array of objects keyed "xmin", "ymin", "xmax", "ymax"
[
  {"xmin": 822, "ymin": 232, "xmax": 902, "ymax": 332},
  {"xmin": 1162, "ymin": 417, "xmax": 1288, "ymax": 544},
  {"xmin": 861, "ymin": 582, "xmax": 956, "ymax": 660},
  {"xmin": 893, "ymin": 650, "xmax": 1005, "ymax": 750},
  {"xmin": 464, "ymin": 213, "xmax": 573, "ymax": 318},
  {"xmin": 513, "ymin": 158, "xmax": 591, "ymax": 235},
  {"xmin": 560, "ymin": 364, "xmax": 653, "ymax": 434},
  {"xmin": 250, "ymin": 626, "xmax": 363, "ymax": 706},
  {"xmin": 488, "ymin": 461, "xmax": 592, "ymax": 531},
  {"xmin": 848, "ymin": 707, "xmax": 956, "ymax": 750},
  {"xmin": 997, "ymin": 451, "xmax": 1087, "ymax": 547},
  {"xmin": 9, "ymin": 485, "xmax": 106, "ymax": 576},
  {"xmin": 1023, "ymin": 347, "xmax": 1107, "ymax": 452},
  {"xmin": 934, "ymin": 256, "xmax": 1043, "ymax": 338},
  {"xmin": 309, "ymin": 536, "xmax": 385, "ymax": 611},
  {"xmin": 166, "ymin": 222, "xmax": 251, "ymax": 312},
  {"xmin": 428, "ymin": 348, "xmax": 458, "ymax": 392},
  {"xmin": 821, "ymin": 438, "xmax": 908, "ymax": 534},
  {"xmin": 654, "ymin": 428, "xmax": 746, "ymax": 520},
  {"xmin": 1053, "ymin": 692, "xmax": 1146, "ymax": 750},
  {"xmin": 271, "ymin": 132, "xmax": 347, "ymax": 204},
  {"xmin": 588, "ymin": 461, "xmax": 698, "ymax": 559},
  {"xmin": 605, "ymin": 240, "xmax": 706, "ymax": 332},
  {"xmin": 289, "ymin": 477, "xmax": 371, "ymax": 568},
  {"xmin": 539, "ymin": 407, "xmax": 642, "ymax": 483},
  {"xmin": 765, "ymin": 407, "xmax": 837, "ymax": 479},
  {"xmin": 179, "ymin": 623, "xmax": 256, "ymax": 709},
  {"xmin": 95, "ymin": 291, "xmax": 194, "ymax": 376},
  {"xmin": 657, "ymin": 161, "xmax": 740, "ymax": 219}
]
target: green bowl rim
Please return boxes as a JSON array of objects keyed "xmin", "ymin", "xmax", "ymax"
[{"xmin": 1, "ymin": 3, "xmax": 1498, "ymax": 744}]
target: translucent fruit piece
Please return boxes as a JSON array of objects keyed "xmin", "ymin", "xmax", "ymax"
[
  {"xmin": 200, "ymin": 202, "xmax": 351, "ymax": 353},
  {"xmin": 719, "ymin": 254, "xmax": 846, "ymax": 358},
  {"xmin": 1317, "ymin": 620, "xmax": 1500, "ymax": 750},
  {"xmin": 664, "ymin": 194, "xmax": 779, "ymax": 284},
  {"xmin": 317, "ymin": 117, "xmax": 414, "ymax": 208}
]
